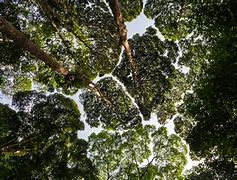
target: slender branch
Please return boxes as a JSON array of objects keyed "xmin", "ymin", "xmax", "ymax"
[
  {"xmin": 88, "ymin": 82, "xmax": 113, "ymax": 106},
  {"xmin": 0, "ymin": 134, "xmax": 40, "ymax": 151},
  {"xmin": 36, "ymin": 3, "xmax": 99, "ymax": 74},
  {"xmin": 107, "ymin": 0, "xmax": 137, "ymax": 82},
  {"xmin": 0, "ymin": 137, "xmax": 17, "ymax": 149},
  {"xmin": 103, "ymin": 157, "xmax": 111, "ymax": 180},
  {"xmin": 125, "ymin": 163, "xmax": 132, "ymax": 180},
  {"xmin": 106, "ymin": 162, "xmax": 111, "ymax": 180},
  {"xmin": 35, "ymin": 0, "xmax": 96, "ymax": 73},
  {"xmin": 139, "ymin": 156, "xmax": 157, "ymax": 180},
  {"xmin": 35, "ymin": 0, "xmax": 103, "ymax": 57},
  {"xmin": 36, "ymin": 4, "xmax": 78, "ymax": 66}
]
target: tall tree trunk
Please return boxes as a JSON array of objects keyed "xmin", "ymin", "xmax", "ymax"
[
  {"xmin": 0, "ymin": 15, "xmax": 69, "ymax": 76},
  {"xmin": 107, "ymin": 0, "xmax": 137, "ymax": 81}
]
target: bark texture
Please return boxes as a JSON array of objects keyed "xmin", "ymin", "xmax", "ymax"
[
  {"xmin": 0, "ymin": 15, "xmax": 69, "ymax": 75},
  {"xmin": 108, "ymin": 0, "xmax": 137, "ymax": 81},
  {"xmin": 0, "ymin": 15, "xmax": 112, "ymax": 105}
]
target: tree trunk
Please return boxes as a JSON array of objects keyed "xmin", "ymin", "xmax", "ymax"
[
  {"xmin": 0, "ymin": 15, "xmax": 69, "ymax": 76},
  {"xmin": 107, "ymin": 0, "xmax": 137, "ymax": 81}
]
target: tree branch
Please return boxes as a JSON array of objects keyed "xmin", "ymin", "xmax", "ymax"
[
  {"xmin": 139, "ymin": 156, "xmax": 157, "ymax": 180},
  {"xmin": 0, "ymin": 15, "xmax": 69, "ymax": 76},
  {"xmin": 35, "ymin": 0, "xmax": 104, "ymax": 58},
  {"xmin": 0, "ymin": 134, "xmax": 40, "ymax": 152},
  {"xmin": 107, "ymin": 0, "xmax": 137, "ymax": 82},
  {"xmin": 0, "ymin": 15, "xmax": 112, "ymax": 105},
  {"xmin": 0, "ymin": 137, "xmax": 17, "ymax": 149}
]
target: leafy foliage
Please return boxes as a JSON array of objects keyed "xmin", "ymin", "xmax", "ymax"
[
  {"xmin": 0, "ymin": 91, "xmax": 96, "ymax": 179},
  {"xmin": 185, "ymin": 157, "xmax": 235, "ymax": 180},
  {"xmin": 82, "ymin": 77, "xmax": 141, "ymax": 130},
  {"xmin": 173, "ymin": 0, "xmax": 237, "ymax": 178},
  {"xmin": 113, "ymin": 27, "xmax": 185, "ymax": 122},
  {"xmin": 0, "ymin": 0, "xmax": 121, "ymax": 94},
  {"xmin": 0, "ymin": 0, "xmax": 236, "ymax": 179},
  {"xmin": 144, "ymin": 0, "xmax": 193, "ymax": 40},
  {"xmin": 144, "ymin": 0, "xmax": 237, "ymax": 41},
  {"xmin": 89, "ymin": 125, "xmax": 187, "ymax": 179},
  {"xmin": 120, "ymin": 0, "xmax": 143, "ymax": 22}
]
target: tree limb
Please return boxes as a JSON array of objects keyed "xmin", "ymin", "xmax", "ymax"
[
  {"xmin": 139, "ymin": 156, "xmax": 157, "ymax": 180},
  {"xmin": 0, "ymin": 15, "xmax": 112, "ymax": 105},
  {"xmin": 107, "ymin": 0, "xmax": 137, "ymax": 82},
  {"xmin": 0, "ymin": 15, "xmax": 69, "ymax": 76},
  {"xmin": 0, "ymin": 134, "xmax": 40, "ymax": 152}
]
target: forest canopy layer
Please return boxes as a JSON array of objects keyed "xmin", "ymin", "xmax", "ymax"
[{"xmin": 0, "ymin": 0, "xmax": 236, "ymax": 179}]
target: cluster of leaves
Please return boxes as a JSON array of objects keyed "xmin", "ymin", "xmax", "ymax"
[
  {"xmin": 82, "ymin": 77, "xmax": 142, "ymax": 130},
  {"xmin": 0, "ymin": 0, "xmax": 121, "ymax": 95},
  {"xmin": 0, "ymin": 1, "xmax": 35, "ymax": 94},
  {"xmin": 89, "ymin": 125, "xmax": 187, "ymax": 179},
  {"xmin": 144, "ymin": 0, "xmax": 193, "ymax": 40},
  {"xmin": 0, "ymin": 0, "xmax": 236, "ymax": 179},
  {"xmin": 120, "ymin": 0, "xmax": 143, "ymax": 22},
  {"xmin": 0, "ymin": 91, "xmax": 96, "ymax": 179},
  {"xmin": 186, "ymin": 157, "xmax": 235, "ymax": 179},
  {"xmin": 144, "ymin": 0, "xmax": 237, "ymax": 41},
  {"xmin": 113, "ymin": 27, "xmax": 186, "ymax": 122},
  {"xmin": 172, "ymin": 0, "xmax": 237, "ymax": 178}
]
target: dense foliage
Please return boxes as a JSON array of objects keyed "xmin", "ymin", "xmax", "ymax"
[
  {"xmin": 0, "ymin": 0, "xmax": 236, "ymax": 179},
  {"xmin": 0, "ymin": 91, "xmax": 96, "ymax": 179}
]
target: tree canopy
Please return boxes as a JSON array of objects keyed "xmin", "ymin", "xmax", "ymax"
[{"xmin": 0, "ymin": 0, "xmax": 236, "ymax": 179}]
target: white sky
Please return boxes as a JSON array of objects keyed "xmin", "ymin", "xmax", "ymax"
[{"xmin": 0, "ymin": 91, "xmax": 12, "ymax": 105}]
